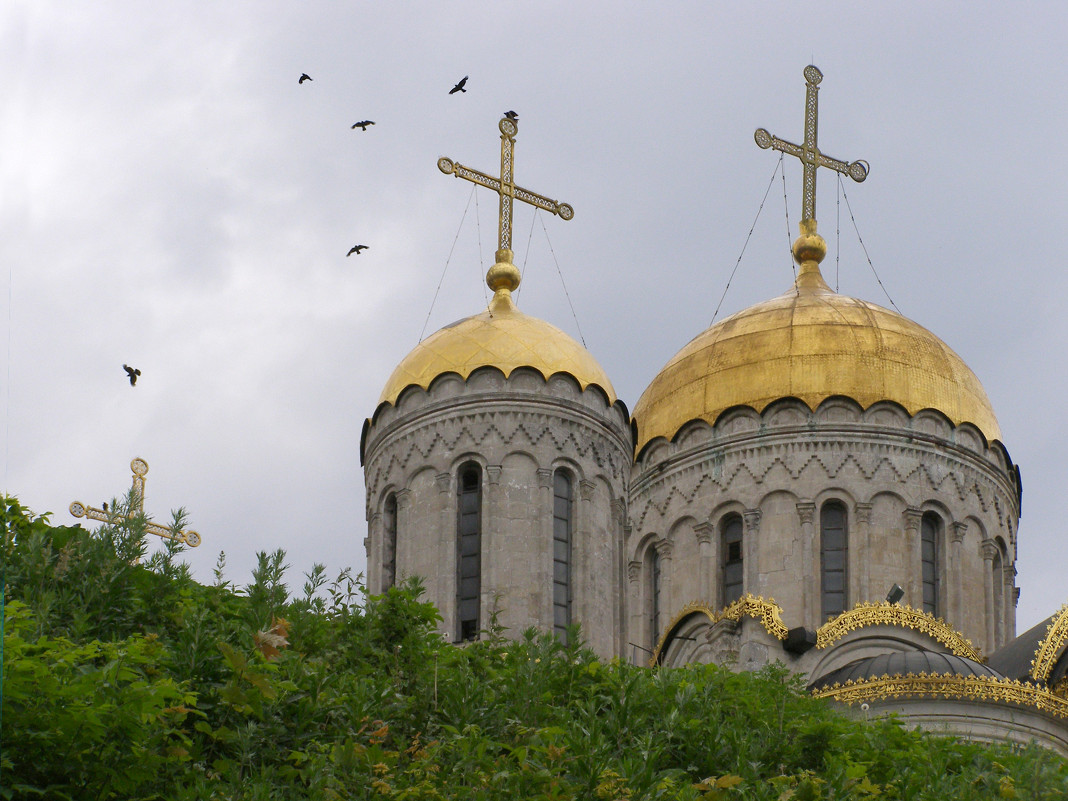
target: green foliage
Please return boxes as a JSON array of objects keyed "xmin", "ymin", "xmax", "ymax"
[{"xmin": 3, "ymin": 495, "xmax": 1067, "ymax": 799}]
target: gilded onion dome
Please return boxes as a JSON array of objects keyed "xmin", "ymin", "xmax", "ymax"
[
  {"xmin": 633, "ymin": 221, "xmax": 1001, "ymax": 453},
  {"xmin": 378, "ymin": 251, "xmax": 616, "ymax": 407}
]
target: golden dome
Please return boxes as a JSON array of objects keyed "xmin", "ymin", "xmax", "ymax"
[
  {"xmin": 634, "ymin": 234, "xmax": 1000, "ymax": 453},
  {"xmin": 378, "ymin": 254, "xmax": 615, "ymax": 407}
]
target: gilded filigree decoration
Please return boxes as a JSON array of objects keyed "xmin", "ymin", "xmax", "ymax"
[
  {"xmin": 438, "ymin": 115, "xmax": 572, "ymax": 256},
  {"xmin": 70, "ymin": 458, "xmax": 202, "ymax": 548},
  {"xmin": 813, "ymin": 673, "xmax": 1068, "ymax": 721},
  {"xmin": 1030, "ymin": 603, "xmax": 1068, "ymax": 685},
  {"xmin": 652, "ymin": 595, "xmax": 789, "ymax": 664},
  {"xmin": 815, "ymin": 602, "xmax": 981, "ymax": 662}
]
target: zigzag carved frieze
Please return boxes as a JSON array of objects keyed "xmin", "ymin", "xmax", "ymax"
[
  {"xmin": 631, "ymin": 441, "xmax": 1010, "ymax": 532},
  {"xmin": 365, "ymin": 411, "xmax": 628, "ymax": 496}
]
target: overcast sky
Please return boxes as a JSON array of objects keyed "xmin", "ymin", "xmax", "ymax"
[{"xmin": 3, "ymin": 2, "xmax": 1065, "ymax": 633}]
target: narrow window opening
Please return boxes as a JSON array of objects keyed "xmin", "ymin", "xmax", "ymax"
[
  {"xmin": 721, "ymin": 515, "xmax": 744, "ymax": 606},
  {"xmin": 457, "ymin": 466, "xmax": 481, "ymax": 642},
  {"xmin": 383, "ymin": 493, "xmax": 398, "ymax": 590},
  {"xmin": 921, "ymin": 513, "xmax": 941, "ymax": 616},
  {"xmin": 552, "ymin": 470, "xmax": 572, "ymax": 643},
  {"xmin": 820, "ymin": 501, "xmax": 848, "ymax": 621}
]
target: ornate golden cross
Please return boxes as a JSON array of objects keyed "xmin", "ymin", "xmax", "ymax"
[
  {"xmin": 70, "ymin": 457, "xmax": 202, "ymax": 547},
  {"xmin": 438, "ymin": 116, "xmax": 574, "ymax": 265},
  {"xmin": 755, "ymin": 65, "xmax": 869, "ymax": 223}
]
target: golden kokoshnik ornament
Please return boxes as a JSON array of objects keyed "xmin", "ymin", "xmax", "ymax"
[
  {"xmin": 70, "ymin": 457, "xmax": 202, "ymax": 547},
  {"xmin": 755, "ymin": 65, "xmax": 869, "ymax": 226},
  {"xmin": 438, "ymin": 115, "xmax": 573, "ymax": 272}
]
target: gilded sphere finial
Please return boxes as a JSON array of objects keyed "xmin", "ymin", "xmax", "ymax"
[
  {"xmin": 792, "ymin": 219, "xmax": 827, "ymax": 265},
  {"xmin": 487, "ymin": 249, "xmax": 520, "ymax": 293}
]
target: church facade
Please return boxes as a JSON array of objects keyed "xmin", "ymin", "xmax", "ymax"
[{"xmin": 360, "ymin": 74, "xmax": 1068, "ymax": 754}]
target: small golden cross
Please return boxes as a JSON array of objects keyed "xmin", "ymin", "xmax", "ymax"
[
  {"xmin": 755, "ymin": 65, "xmax": 869, "ymax": 224},
  {"xmin": 70, "ymin": 458, "xmax": 202, "ymax": 547},
  {"xmin": 438, "ymin": 116, "xmax": 573, "ymax": 265}
]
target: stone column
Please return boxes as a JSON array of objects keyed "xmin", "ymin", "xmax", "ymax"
[
  {"xmin": 854, "ymin": 503, "xmax": 873, "ymax": 602},
  {"xmin": 796, "ymin": 502, "xmax": 816, "ymax": 628},
  {"xmin": 367, "ymin": 511, "xmax": 382, "ymax": 595},
  {"xmin": 743, "ymin": 509, "xmax": 763, "ymax": 598},
  {"xmin": 694, "ymin": 521, "xmax": 714, "ymax": 605},
  {"xmin": 1003, "ymin": 562, "xmax": 1017, "ymax": 640},
  {"xmin": 903, "ymin": 508, "xmax": 923, "ymax": 609},
  {"xmin": 949, "ymin": 521, "xmax": 967, "ymax": 629},
  {"xmin": 577, "ymin": 479, "xmax": 596, "ymax": 629},
  {"xmin": 655, "ymin": 539, "xmax": 674, "ymax": 638},
  {"xmin": 395, "ymin": 489, "xmax": 411, "ymax": 583},
  {"xmin": 484, "ymin": 465, "xmax": 502, "ymax": 625},
  {"xmin": 627, "ymin": 559, "xmax": 643, "ymax": 664},
  {"xmin": 980, "ymin": 539, "xmax": 998, "ymax": 653},
  {"xmin": 537, "ymin": 468, "xmax": 554, "ymax": 627},
  {"xmin": 436, "ymin": 472, "xmax": 454, "ymax": 638}
]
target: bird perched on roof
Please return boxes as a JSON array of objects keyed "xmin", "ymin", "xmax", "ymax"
[
  {"xmin": 299, "ymin": 73, "xmax": 313, "ymax": 84},
  {"xmin": 123, "ymin": 364, "xmax": 141, "ymax": 386},
  {"xmin": 449, "ymin": 75, "xmax": 468, "ymax": 94},
  {"xmin": 347, "ymin": 245, "xmax": 369, "ymax": 256},
  {"xmin": 503, "ymin": 110, "xmax": 518, "ymax": 121},
  {"xmin": 351, "ymin": 120, "xmax": 375, "ymax": 131}
]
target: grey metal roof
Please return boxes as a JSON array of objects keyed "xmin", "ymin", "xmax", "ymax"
[
  {"xmin": 809, "ymin": 649, "xmax": 1006, "ymax": 692},
  {"xmin": 987, "ymin": 615, "xmax": 1056, "ymax": 682}
]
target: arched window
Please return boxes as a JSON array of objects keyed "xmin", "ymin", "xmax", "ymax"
[
  {"xmin": 820, "ymin": 501, "xmax": 848, "ymax": 621},
  {"xmin": 920, "ymin": 512, "xmax": 941, "ymax": 616},
  {"xmin": 721, "ymin": 514, "xmax": 744, "ymax": 606},
  {"xmin": 383, "ymin": 493, "xmax": 398, "ymax": 590},
  {"xmin": 649, "ymin": 547, "xmax": 662, "ymax": 649},
  {"xmin": 457, "ymin": 466, "xmax": 482, "ymax": 641},
  {"xmin": 552, "ymin": 470, "xmax": 573, "ymax": 642}
]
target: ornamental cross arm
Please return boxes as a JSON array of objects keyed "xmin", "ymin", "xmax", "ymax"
[
  {"xmin": 437, "ymin": 116, "xmax": 573, "ymax": 257},
  {"xmin": 69, "ymin": 457, "xmax": 202, "ymax": 548},
  {"xmin": 754, "ymin": 65, "xmax": 869, "ymax": 223}
]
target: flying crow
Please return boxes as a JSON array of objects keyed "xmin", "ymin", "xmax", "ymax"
[
  {"xmin": 299, "ymin": 73, "xmax": 313, "ymax": 84},
  {"xmin": 351, "ymin": 120, "xmax": 375, "ymax": 131},
  {"xmin": 347, "ymin": 245, "xmax": 369, "ymax": 256},
  {"xmin": 123, "ymin": 364, "xmax": 141, "ymax": 386},
  {"xmin": 449, "ymin": 75, "xmax": 468, "ymax": 94}
]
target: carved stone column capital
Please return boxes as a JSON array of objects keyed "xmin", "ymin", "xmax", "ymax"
[
  {"xmin": 980, "ymin": 539, "xmax": 999, "ymax": 562},
  {"xmin": 627, "ymin": 560, "xmax": 642, "ymax": 583},
  {"xmin": 903, "ymin": 508, "xmax": 923, "ymax": 533},
  {"xmin": 853, "ymin": 503, "xmax": 873, "ymax": 525},
  {"xmin": 655, "ymin": 538, "xmax": 674, "ymax": 560},
  {"xmin": 485, "ymin": 465, "xmax": 502, "ymax": 485},
  {"xmin": 796, "ymin": 501, "xmax": 816, "ymax": 525},
  {"xmin": 580, "ymin": 479, "xmax": 596, "ymax": 502},
  {"xmin": 435, "ymin": 472, "xmax": 451, "ymax": 494},
  {"xmin": 612, "ymin": 498, "xmax": 628, "ymax": 527},
  {"xmin": 743, "ymin": 508, "xmax": 762, "ymax": 532},
  {"xmin": 370, "ymin": 511, "xmax": 382, "ymax": 527},
  {"xmin": 694, "ymin": 521, "xmax": 714, "ymax": 546},
  {"xmin": 395, "ymin": 488, "xmax": 412, "ymax": 508},
  {"xmin": 536, "ymin": 468, "xmax": 553, "ymax": 489},
  {"xmin": 950, "ymin": 521, "xmax": 967, "ymax": 544}
]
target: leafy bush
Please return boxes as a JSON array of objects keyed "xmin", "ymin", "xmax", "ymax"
[{"xmin": 2, "ymin": 496, "xmax": 1067, "ymax": 799}]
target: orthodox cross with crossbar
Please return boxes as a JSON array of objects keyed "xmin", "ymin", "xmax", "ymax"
[
  {"xmin": 438, "ymin": 116, "xmax": 573, "ymax": 265},
  {"xmin": 755, "ymin": 65, "xmax": 869, "ymax": 224},
  {"xmin": 70, "ymin": 457, "xmax": 202, "ymax": 547}
]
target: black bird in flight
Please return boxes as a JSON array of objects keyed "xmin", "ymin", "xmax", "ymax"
[
  {"xmin": 347, "ymin": 245, "xmax": 369, "ymax": 256},
  {"xmin": 449, "ymin": 75, "xmax": 468, "ymax": 94},
  {"xmin": 503, "ymin": 110, "xmax": 518, "ymax": 121},
  {"xmin": 351, "ymin": 120, "xmax": 375, "ymax": 131},
  {"xmin": 299, "ymin": 73, "xmax": 313, "ymax": 84},
  {"xmin": 123, "ymin": 364, "xmax": 141, "ymax": 386}
]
